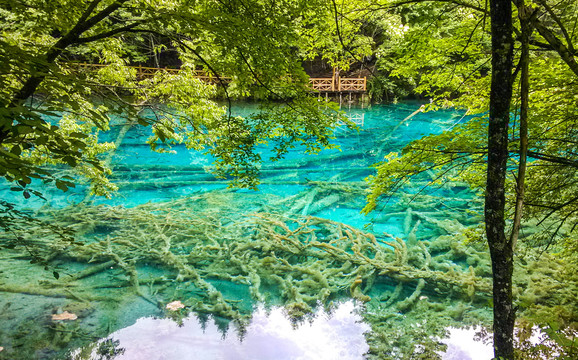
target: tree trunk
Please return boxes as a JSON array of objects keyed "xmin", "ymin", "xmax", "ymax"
[
  {"xmin": 510, "ymin": 2, "xmax": 533, "ymax": 250},
  {"xmin": 486, "ymin": 0, "xmax": 515, "ymax": 358}
]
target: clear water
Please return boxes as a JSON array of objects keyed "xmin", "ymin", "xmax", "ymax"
[
  {"xmin": 1, "ymin": 101, "xmax": 469, "ymax": 210},
  {"xmin": 70, "ymin": 301, "xmax": 372, "ymax": 360},
  {"xmin": 0, "ymin": 102, "xmax": 492, "ymax": 360}
]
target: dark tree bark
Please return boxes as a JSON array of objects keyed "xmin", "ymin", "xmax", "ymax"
[{"xmin": 486, "ymin": 0, "xmax": 515, "ymax": 358}]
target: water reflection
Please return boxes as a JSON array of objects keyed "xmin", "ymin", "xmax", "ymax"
[
  {"xmin": 71, "ymin": 301, "xmax": 371, "ymax": 360},
  {"xmin": 0, "ymin": 103, "xmax": 492, "ymax": 359},
  {"xmin": 440, "ymin": 327, "xmax": 493, "ymax": 360}
]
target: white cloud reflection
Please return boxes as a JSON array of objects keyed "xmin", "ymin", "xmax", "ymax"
[
  {"xmin": 72, "ymin": 302, "xmax": 498, "ymax": 360},
  {"xmin": 74, "ymin": 301, "xmax": 370, "ymax": 360}
]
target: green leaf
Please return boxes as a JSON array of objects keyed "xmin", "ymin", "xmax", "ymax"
[
  {"xmin": 30, "ymin": 190, "xmax": 46, "ymax": 200},
  {"xmin": 138, "ymin": 118, "xmax": 151, "ymax": 126},
  {"xmin": 70, "ymin": 132, "xmax": 89, "ymax": 139},
  {"xmin": 17, "ymin": 126, "xmax": 34, "ymax": 135},
  {"xmin": 62, "ymin": 156, "xmax": 78, "ymax": 167},
  {"xmin": 55, "ymin": 180, "xmax": 69, "ymax": 192},
  {"xmin": 36, "ymin": 136, "xmax": 48, "ymax": 146}
]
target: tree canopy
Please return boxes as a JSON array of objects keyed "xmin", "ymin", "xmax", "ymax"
[
  {"xmin": 359, "ymin": 0, "xmax": 577, "ymax": 357},
  {"xmin": 363, "ymin": 0, "xmax": 577, "ymax": 257},
  {"xmin": 0, "ymin": 0, "xmax": 350, "ymax": 197},
  {"xmin": 1, "ymin": 0, "xmax": 577, "ymax": 359}
]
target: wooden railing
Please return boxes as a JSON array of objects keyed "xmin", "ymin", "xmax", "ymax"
[
  {"xmin": 338, "ymin": 77, "xmax": 366, "ymax": 92},
  {"xmin": 71, "ymin": 63, "xmax": 230, "ymax": 83},
  {"xmin": 309, "ymin": 76, "xmax": 366, "ymax": 92},
  {"xmin": 71, "ymin": 63, "xmax": 367, "ymax": 92},
  {"xmin": 309, "ymin": 78, "xmax": 335, "ymax": 91}
]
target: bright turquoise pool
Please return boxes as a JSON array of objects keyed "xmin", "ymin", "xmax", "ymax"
[{"xmin": 0, "ymin": 102, "xmax": 493, "ymax": 360}]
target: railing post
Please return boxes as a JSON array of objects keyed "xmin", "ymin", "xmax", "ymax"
[{"xmin": 332, "ymin": 68, "xmax": 335, "ymax": 92}]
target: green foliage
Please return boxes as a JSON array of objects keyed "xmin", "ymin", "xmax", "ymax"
[
  {"xmin": 207, "ymin": 98, "xmax": 345, "ymax": 188},
  {"xmin": 361, "ymin": 0, "xmax": 578, "ymax": 355},
  {"xmin": 512, "ymin": 55, "xmax": 578, "ymax": 246},
  {"xmin": 364, "ymin": 114, "xmax": 487, "ymax": 214},
  {"xmin": 0, "ymin": 0, "xmax": 351, "ymax": 198},
  {"xmin": 299, "ymin": 0, "xmax": 375, "ymax": 71},
  {"xmin": 363, "ymin": 0, "xmax": 578, "ymax": 247}
]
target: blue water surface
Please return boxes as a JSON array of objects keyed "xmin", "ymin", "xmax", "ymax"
[
  {"xmin": 0, "ymin": 101, "xmax": 489, "ymax": 360},
  {"xmin": 1, "ymin": 101, "xmax": 473, "ymax": 236}
]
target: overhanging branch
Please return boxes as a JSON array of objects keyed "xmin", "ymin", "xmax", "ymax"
[
  {"xmin": 526, "ymin": 150, "xmax": 578, "ymax": 168},
  {"xmin": 76, "ymin": 21, "xmax": 145, "ymax": 44},
  {"xmin": 531, "ymin": 17, "xmax": 578, "ymax": 77}
]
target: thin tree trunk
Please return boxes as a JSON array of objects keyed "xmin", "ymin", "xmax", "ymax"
[
  {"xmin": 511, "ymin": 2, "xmax": 533, "ymax": 250},
  {"xmin": 487, "ymin": 0, "xmax": 515, "ymax": 358}
]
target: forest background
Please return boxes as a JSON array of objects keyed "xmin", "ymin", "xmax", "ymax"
[{"xmin": 0, "ymin": 0, "xmax": 577, "ymax": 359}]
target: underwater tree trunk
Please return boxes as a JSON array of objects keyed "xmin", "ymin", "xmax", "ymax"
[{"xmin": 486, "ymin": 0, "xmax": 515, "ymax": 359}]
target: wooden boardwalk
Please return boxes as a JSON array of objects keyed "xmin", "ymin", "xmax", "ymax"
[
  {"xmin": 73, "ymin": 63, "xmax": 366, "ymax": 92},
  {"xmin": 72, "ymin": 63, "xmax": 229, "ymax": 83},
  {"xmin": 308, "ymin": 77, "xmax": 366, "ymax": 92}
]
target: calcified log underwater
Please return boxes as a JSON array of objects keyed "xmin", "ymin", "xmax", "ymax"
[{"xmin": 0, "ymin": 103, "xmax": 576, "ymax": 359}]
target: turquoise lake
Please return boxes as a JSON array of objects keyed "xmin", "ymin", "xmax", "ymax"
[{"xmin": 0, "ymin": 102, "xmax": 494, "ymax": 359}]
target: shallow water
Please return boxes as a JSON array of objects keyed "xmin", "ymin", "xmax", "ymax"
[
  {"xmin": 0, "ymin": 102, "xmax": 493, "ymax": 359},
  {"xmin": 69, "ymin": 305, "xmax": 494, "ymax": 360},
  {"xmin": 71, "ymin": 301, "xmax": 371, "ymax": 360}
]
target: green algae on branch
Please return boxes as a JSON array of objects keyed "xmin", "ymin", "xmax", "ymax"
[
  {"xmin": 0, "ymin": 191, "xmax": 491, "ymax": 356},
  {"xmin": 3, "ymin": 194, "xmax": 486, "ymax": 301},
  {"xmin": 3, "ymin": 191, "xmax": 486, "ymax": 291},
  {"xmin": 0, "ymin": 189, "xmax": 575, "ymax": 358}
]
